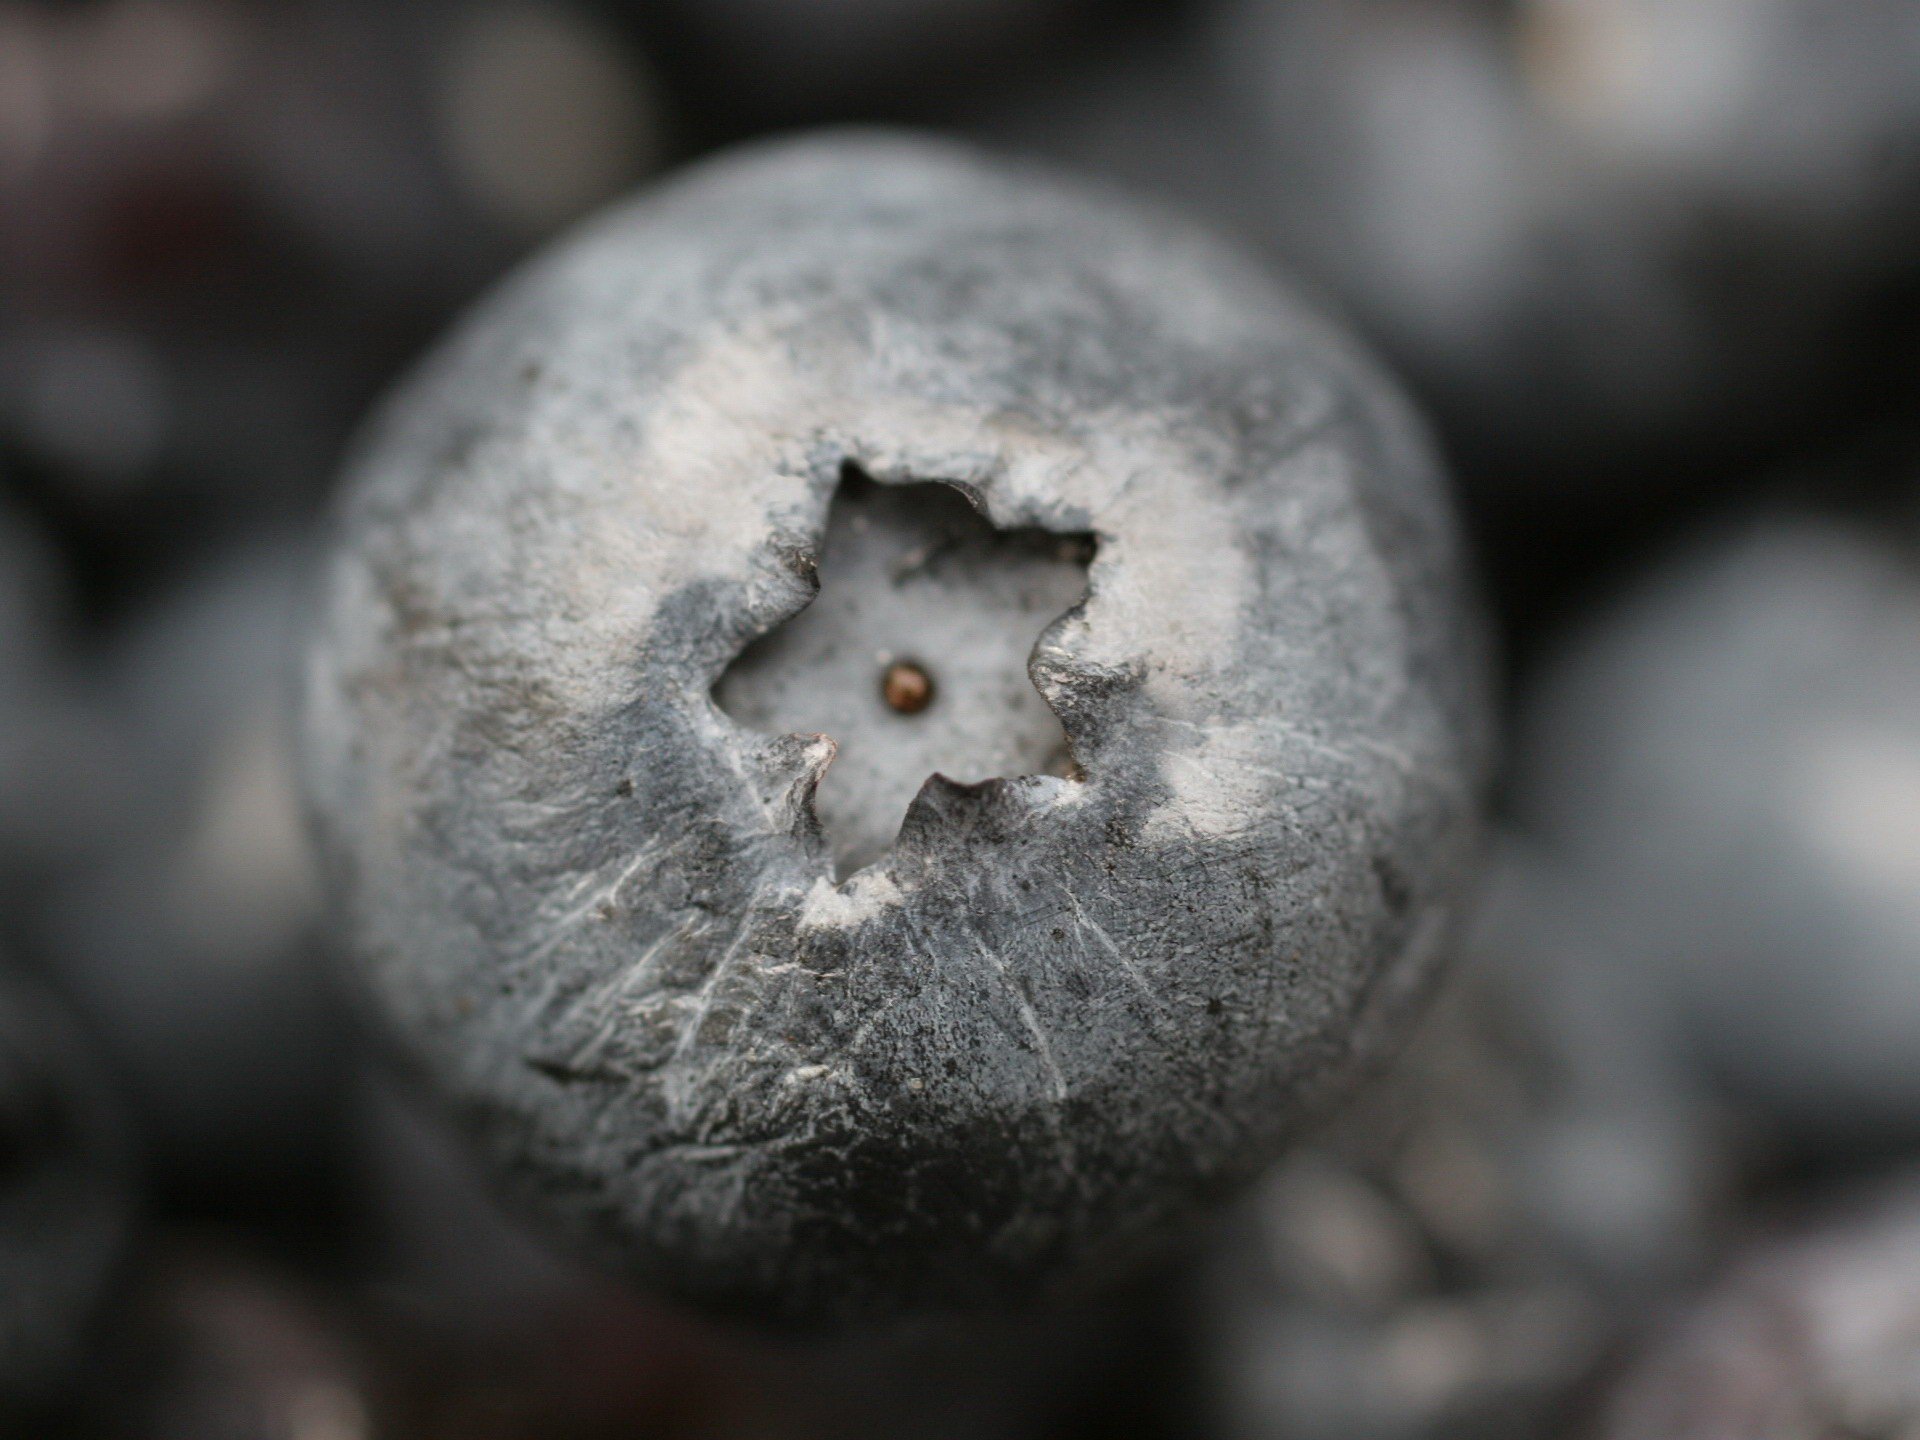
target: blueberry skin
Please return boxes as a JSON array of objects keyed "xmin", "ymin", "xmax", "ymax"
[{"xmin": 303, "ymin": 132, "xmax": 1494, "ymax": 1324}]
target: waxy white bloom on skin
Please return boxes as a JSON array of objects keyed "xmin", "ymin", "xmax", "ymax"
[{"xmin": 303, "ymin": 132, "xmax": 1493, "ymax": 1324}]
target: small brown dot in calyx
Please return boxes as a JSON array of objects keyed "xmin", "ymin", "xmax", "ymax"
[{"xmin": 881, "ymin": 660, "xmax": 935, "ymax": 715}]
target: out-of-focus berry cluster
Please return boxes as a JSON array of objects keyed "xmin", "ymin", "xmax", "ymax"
[{"xmin": 4, "ymin": 2, "xmax": 1920, "ymax": 1436}]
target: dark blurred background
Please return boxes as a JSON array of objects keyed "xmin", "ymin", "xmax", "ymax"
[{"xmin": 4, "ymin": 2, "xmax": 1920, "ymax": 1436}]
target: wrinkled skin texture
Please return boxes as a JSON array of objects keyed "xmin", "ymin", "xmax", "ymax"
[
  {"xmin": 1519, "ymin": 514, "xmax": 1920, "ymax": 1149},
  {"xmin": 304, "ymin": 133, "xmax": 1493, "ymax": 1323},
  {"xmin": 359, "ymin": 1073, "xmax": 1189, "ymax": 1440},
  {"xmin": 0, "ymin": 966, "xmax": 135, "ymax": 1418}
]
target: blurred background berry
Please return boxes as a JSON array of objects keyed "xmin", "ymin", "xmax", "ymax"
[{"xmin": 4, "ymin": 1, "xmax": 1920, "ymax": 1434}]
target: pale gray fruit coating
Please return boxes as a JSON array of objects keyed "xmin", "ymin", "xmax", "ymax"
[
  {"xmin": 0, "ymin": 964, "xmax": 135, "ymax": 1415},
  {"xmin": 1519, "ymin": 514, "xmax": 1920, "ymax": 1146},
  {"xmin": 302, "ymin": 131, "xmax": 1495, "ymax": 1323}
]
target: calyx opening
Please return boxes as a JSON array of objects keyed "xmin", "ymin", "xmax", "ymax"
[{"xmin": 717, "ymin": 466, "xmax": 1093, "ymax": 875}]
